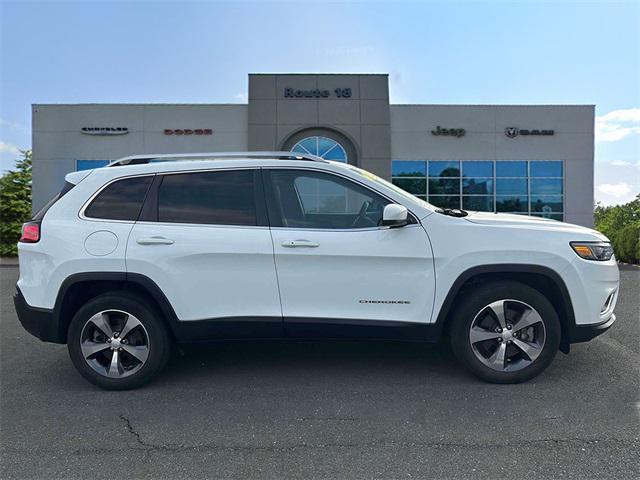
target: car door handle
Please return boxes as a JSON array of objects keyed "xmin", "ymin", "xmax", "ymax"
[
  {"xmin": 281, "ymin": 240, "xmax": 319, "ymax": 248},
  {"xmin": 136, "ymin": 236, "xmax": 175, "ymax": 246}
]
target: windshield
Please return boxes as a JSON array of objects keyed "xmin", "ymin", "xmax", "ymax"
[{"xmin": 335, "ymin": 162, "xmax": 437, "ymax": 210}]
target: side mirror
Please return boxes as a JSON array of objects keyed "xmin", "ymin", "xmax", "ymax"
[{"xmin": 381, "ymin": 204, "xmax": 409, "ymax": 228}]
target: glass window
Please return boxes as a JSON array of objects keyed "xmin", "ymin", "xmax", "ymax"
[
  {"xmin": 531, "ymin": 195, "xmax": 563, "ymax": 214},
  {"xmin": 291, "ymin": 136, "xmax": 348, "ymax": 163},
  {"xmin": 428, "ymin": 195, "xmax": 460, "ymax": 209},
  {"xmin": 393, "ymin": 178, "xmax": 426, "ymax": 196},
  {"xmin": 429, "ymin": 161, "xmax": 460, "ymax": 177},
  {"xmin": 77, "ymin": 160, "xmax": 110, "ymax": 171},
  {"xmin": 496, "ymin": 178, "xmax": 528, "ymax": 195},
  {"xmin": 85, "ymin": 176, "xmax": 152, "ymax": 221},
  {"xmin": 158, "ymin": 170, "xmax": 256, "ymax": 226},
  {"xmin": 429, "ymin": 178, "xmax": 460, "ymax": 195},
  {"xmin": 268, "ymin": 170, "xmax": 390, "ymax": 229},
  {"xmin": 531, "ymin": 178, "xmax": 563, "ymax": 195},
  {"xmin": 530, "ymin": 161, "xmax": 562, "ymax": 177},
  {"xmin": 394, "ymin": 159, "xmax": 563, "ymax": 220},
  {"xmin": 496, "ymin": 195, "xmax": 529, "ymax": 213},
  {"xmin": 496, "ymin": 161, "xmax": 527, "ymax": 177},
  {"xmin": 462, "ymin": 178, "xmax": 493, "ymax": 195},
  {"xmin": 392, "ymin": 161, "xmax": 426, "ymax": 177},
  {"xmin": 463, "ymin": 196, "xmax": 494, "ymax": 212},
  {"xmin": 462, "ymin": 161, "xmax": 493, "ymax": 177}
]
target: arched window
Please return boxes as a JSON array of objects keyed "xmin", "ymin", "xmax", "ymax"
[{"xmin": 291, "ymin": 136, "xmax": 348, "ymax": 163}]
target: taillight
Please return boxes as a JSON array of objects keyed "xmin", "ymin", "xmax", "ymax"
[{"xmin": 20, "ymin": 222, "xmax": 40, "ymax": 243}]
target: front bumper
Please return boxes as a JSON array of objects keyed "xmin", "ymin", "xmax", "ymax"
[
  {"xmin": 568, "ymin": 314, "xmax": 616, "ymax": 344},
  {"xmin": 13, "ymin": 286, "xmax": 64, "ymax": 343}
]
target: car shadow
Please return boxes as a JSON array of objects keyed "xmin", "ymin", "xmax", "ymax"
[{"xmin": 158, "ymin": 338, "xmax": 474, "ymax": 386}]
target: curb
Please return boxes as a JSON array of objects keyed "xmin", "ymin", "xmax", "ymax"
[
  {"xmin": 618, "ymin": 262, "xmax": 640, "ymax": 271},
  {"xmin": 0, "ymin": 257, "xmax": 19, "ymax": 267}
]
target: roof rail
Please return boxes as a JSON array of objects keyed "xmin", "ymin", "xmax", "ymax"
[{"xmin": 107, "ymin": 151, "xmax": 326, "ymax": 167}]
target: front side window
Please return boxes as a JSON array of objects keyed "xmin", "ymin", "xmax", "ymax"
[
  {"xmin": 267, "ymin": 170, "xmax": 390, "ymax": 229},
  {"xmin": 84, "ymin": 176, "xmax": 153, "ymax": 221},
  {"xmin": 158, "ymin": 170, "xmax": 256, "ymax": 226}
]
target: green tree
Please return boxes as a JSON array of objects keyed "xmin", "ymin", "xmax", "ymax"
[
  {"xmin": 0, "ymin": 150, "xmax": 32, "ymax": 256},
  {"xmin": 594, "ymin": 193, "xmax": 640, "ymax": 263}
]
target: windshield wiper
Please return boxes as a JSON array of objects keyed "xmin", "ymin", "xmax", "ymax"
[{"xmin": 435, "ymin": 208, "xmax": 469, "ymax": 218}]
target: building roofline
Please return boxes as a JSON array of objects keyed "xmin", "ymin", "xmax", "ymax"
[
  {"xmin": 249, "ymin": 72, "xmax": 388, "ymax": 76},
  {"xmin": 32, "ymin": 102, "xmax": 595, "ymax": 108},
  {"xmin": 32, "ymin": 103, "xmax": 248, "ymax": 107},
  {"xmin": 390, "ymin": 103, "xmax": 596, "ymax": 107}
]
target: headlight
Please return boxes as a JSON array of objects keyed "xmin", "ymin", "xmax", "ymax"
[{"xmin": 570, "ymin": 241, "xmax": 615, "ymax": 261}]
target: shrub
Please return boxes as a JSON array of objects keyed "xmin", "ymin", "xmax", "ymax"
[
  {"xmin": 0, "ymin": 150, "xmax": 32, "ymax": 257},
  {"xmin": 594, "ymin": 194, "xmax": 640, "ymax": 264}
]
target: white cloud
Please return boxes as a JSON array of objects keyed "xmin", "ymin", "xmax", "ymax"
[
  {"xmin": 0, "ymin": 141, "xmax": 21, "ymax": 156},
  {"xmin": 233, "ymin": 92, "xmax": 248, "ymax": 103},
  {"xmin": 610, "ymin": 160, "xmax": 640, "ymax": 168},
  {"xmin": 595, "ymin": 107, "xmax": 640, "ymax": 142},
  {"xmin": 597, "ymin": 182, "xmax": 633, "ymax": 198}
]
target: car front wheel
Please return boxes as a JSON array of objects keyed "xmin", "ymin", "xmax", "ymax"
[{"xmin": 450, "ymin": 281, "xmax": 561, "ymax": 383}]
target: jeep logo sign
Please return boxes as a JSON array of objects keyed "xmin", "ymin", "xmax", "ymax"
[
  {"xmin": 431, "ymin": 126, "xmax": 466, "ymax": 138},
  {"xmin": 505, "ymin": 127, "xmax": 554, "ymax": 138}
]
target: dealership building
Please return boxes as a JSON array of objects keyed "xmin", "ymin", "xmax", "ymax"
[{"xmin": 32, "ymin": 73, "xmax": 595, "ymax": 226}]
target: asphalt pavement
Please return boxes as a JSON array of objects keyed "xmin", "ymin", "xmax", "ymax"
[{"xmin": 1, "ymin": 265, "xmax": 638, "ymax": 479}]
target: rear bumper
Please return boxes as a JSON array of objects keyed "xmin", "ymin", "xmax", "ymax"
[
  {"xmin": 568, "ymin": 314, "xmax": 616, "ymax": 344},
  {"xmin": 13, "ymin": 286, "xmax": 64, "ymax": 343}
]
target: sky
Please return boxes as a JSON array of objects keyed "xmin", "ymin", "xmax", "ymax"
[{"xmin": 1, "ymin": 0, "xmax": 638, "ymax": 206}]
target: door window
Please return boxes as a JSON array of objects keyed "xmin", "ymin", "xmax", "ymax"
[
  {"xmin": 267, "ymin": 169, "xmax": 390, "ymax": 229},
  {"xmin": 158, "ymin": 170, "xmax": 257, "ymax": 226}
]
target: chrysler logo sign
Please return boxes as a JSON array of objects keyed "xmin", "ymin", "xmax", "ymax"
[
  {"xmin": 164, "ymin": 129, "xmax": 213, "ymax": 135},
  {"xmin": 505, "ymin": 127, "xmax": 554, "ymax": 138},
  {"xmin": 81, "ymin": 127, "xmax": 129, "ymax": 136}
]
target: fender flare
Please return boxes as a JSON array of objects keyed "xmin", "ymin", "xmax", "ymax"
[
  {"xmin": 434, "ymin": 264, "xmax": 576, "ymax": 346},
  {"xmin": 52, "ymin": 271, "xmax": 180, "ymax": 342}
]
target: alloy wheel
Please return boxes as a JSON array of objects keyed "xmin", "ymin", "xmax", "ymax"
[
  {"xmin": 469, "ymin": 299, "xmax": 546, "ymax": 372},
  {"xmin": 79, "ymin": 310, "xmax": 150, "ymax": 378}
]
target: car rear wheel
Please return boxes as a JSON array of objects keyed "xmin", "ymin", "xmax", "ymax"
[
  {"xmin": 67, "ymin": 293, "xmax": 171, "ymax": 390},
  {"xmin": 450, "ymin": 281, "xmax": 561, "ymax": 383}
]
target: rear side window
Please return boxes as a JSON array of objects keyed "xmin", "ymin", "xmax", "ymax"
[
  {"xmin": 158, "ymin": 170, "xmax": 256, "ymax": 226},
  {"xmin": 84, "ymin": 176, "xmax": 153, "ymax": 221}
]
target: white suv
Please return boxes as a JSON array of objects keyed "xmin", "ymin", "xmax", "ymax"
[{"xmin": 14, "ymin": 152, "xmax": 620, "ymax": 389}]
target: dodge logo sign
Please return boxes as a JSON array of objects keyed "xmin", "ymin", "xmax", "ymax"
[
  {"xmin": 164, "ymin": 129, "xmax": 213, "ymax": 135},
  {"xmin": 505, "ymin": 127, "xmax": 554, "ymax": 138},
  {"xmin": 81, "ymin": 127, "xmax": 129, "ymax": 136}
]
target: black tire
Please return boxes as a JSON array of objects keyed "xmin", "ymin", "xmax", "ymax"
[
  {"xmin": 449, "ymin": 281, "xmax": 561, "ymax": 383},
  {"xmin": 67, "ymin": 292, "xmax": 171, "ymax": 390}
]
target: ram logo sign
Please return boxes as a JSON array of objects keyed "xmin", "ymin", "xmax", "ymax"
[{"xmin": 505, "ymin": 127, "xmax": 554, "ymax": 138}]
